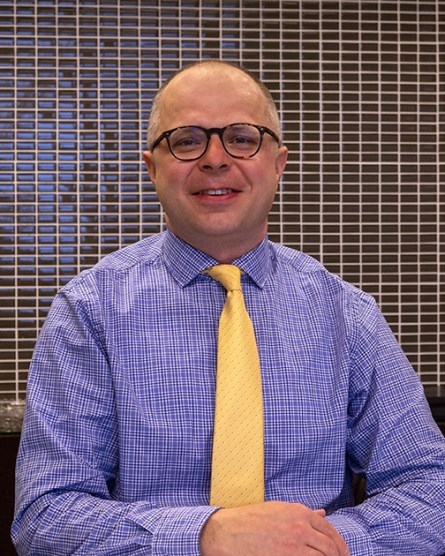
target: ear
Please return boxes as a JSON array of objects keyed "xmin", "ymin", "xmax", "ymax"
[
  {"xmin": 275, "ymin": 145, "xmax": 288, "ymax": 179},
  {"xmin": 143, "ymin": 151, "xmax": 156, "ymax": 182}
]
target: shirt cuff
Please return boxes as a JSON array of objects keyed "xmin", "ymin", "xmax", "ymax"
[
  {"xmin": 326, "ymin": 513, "xmax": 374, "ymax": 555},
  {"xmin": 151, "ymin": 505, "xmax": 219, "ymax": 556}
]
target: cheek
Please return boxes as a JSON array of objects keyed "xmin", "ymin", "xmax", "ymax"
[
  {"xmin": 251, "ymin": 166, "xmax": 280, "ymax": 196},
  {"xmin": 153, "ymin": 169, "xmax": 189, "ymax": 212},
  {"xmin": 154, "ymin": 162, "xmax": 193, "ymax": 189},
  {"xmin": 152, "ymin": 168, "xmax": 174, "ymax": 194}
]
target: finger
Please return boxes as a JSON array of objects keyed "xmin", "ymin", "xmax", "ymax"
[
  {"xmin": 310, "ymin": 513, "xmax": 349, "ymax": 555},
  {"xmin": 306, "ymin": 527, "xmax": 345, "ymax": 556}
]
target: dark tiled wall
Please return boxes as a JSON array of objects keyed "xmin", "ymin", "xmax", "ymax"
[{"xmin": 0, "ymin": 1, "xmax": 444, "ymax": 399}]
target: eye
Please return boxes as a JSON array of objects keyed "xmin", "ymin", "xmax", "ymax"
[
  {"xmin": 231, "ymin": 135, "xmax": 255, "ymax": 145},
  {"xmin": 170, "ymin": 128, "xmax": 206, "ymax": 152},
  {"xmin": 224, "ymin": 125, "xmax": 260, "ymax": 150}
]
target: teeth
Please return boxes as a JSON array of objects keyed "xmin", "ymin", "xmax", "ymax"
[{"xmin": 201, "ymin": 189, "xmax": 232, "ymax": 195}]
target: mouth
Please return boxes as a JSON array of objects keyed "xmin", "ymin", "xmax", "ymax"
[
  {"xmin": 194, "ymin": 188, "xmax": 239, "ymax": 196},
  {"xmin": 198, "ymin": 188, "xmax": 233, "ymax": 195}
]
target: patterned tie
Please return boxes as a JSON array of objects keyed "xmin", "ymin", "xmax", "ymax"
[{"xmin": 206, "ymin": 264, "xmax": 264, "ymax": 507}]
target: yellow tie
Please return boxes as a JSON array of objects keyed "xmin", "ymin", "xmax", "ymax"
[{"xmin": 206, "ymin": 264, "xmax": 264, "ymax": 507}]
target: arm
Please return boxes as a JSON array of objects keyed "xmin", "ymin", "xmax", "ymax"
[
  {"xmin": 200, "ymin": 503, "xmax": 350, "ymax": 556},
  {"xmin": 12, "ymin": 284, "xmax": 217, "ymax": 556},
  {"xmin": 326, "ymin": 296, "xmax": 445, "ymax": 555}
]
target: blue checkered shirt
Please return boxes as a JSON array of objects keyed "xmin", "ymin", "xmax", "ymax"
[{"xmin": 13, "ymin": 230, "xmax": 445, "ymax": 555}]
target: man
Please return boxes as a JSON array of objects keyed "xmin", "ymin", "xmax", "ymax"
[{"xmin": 13, "ymin": 60, "xmax": 445, "ymax": 555}]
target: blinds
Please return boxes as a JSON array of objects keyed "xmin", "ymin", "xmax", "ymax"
[{"xmin": 0, "ymin": 0, "xmax": 444, "ymax": 400}]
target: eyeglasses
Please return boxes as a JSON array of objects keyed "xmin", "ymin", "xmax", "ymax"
[{"xmin": 150, "ymin": 122, "xmax": 280, "ymax": 161}]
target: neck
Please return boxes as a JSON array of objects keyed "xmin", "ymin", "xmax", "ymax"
[
  {"xmin": 194, "ymin": 238, "xmax": 259, "ymax": 264},
  {"xmin": 169, "ymin": 228, "xmax": 265, "ymax": 263}
]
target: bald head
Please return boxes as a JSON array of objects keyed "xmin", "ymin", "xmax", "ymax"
[{"xmin": 146, "ymin": 60, "xmax": 281, "ymax": 150}]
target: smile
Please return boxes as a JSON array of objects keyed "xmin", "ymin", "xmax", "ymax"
[{"xmin": 198, "ymin": 188, "xmax": 235, "ymax": 196}]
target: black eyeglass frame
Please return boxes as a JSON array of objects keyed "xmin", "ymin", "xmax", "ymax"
[{"xmin": 150, "ymin": 122, "xmax": 281, "ymax": 161}]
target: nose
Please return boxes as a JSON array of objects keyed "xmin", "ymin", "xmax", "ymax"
[{"xmin": 199, "ymin": 133, "xmax": 231, "ymax": 170}]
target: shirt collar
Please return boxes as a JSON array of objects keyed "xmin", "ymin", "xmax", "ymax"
[{"xmin": 162, "ymin": 229, "xmax": 273, "ymax": 289}]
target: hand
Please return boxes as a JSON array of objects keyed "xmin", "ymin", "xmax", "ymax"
[{"xmin": 200, "ymin": 501, "xmax": 350, "ymax": 556}]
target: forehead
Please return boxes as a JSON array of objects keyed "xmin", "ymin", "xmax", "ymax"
[{"xmin": 158, "ymin": 66, "xmax": 269, "ymax": 129}]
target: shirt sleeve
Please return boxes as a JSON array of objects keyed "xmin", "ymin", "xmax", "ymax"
[
  {"xmin": 326, "ymin": 293, "xmax": 445, "ymax": 555},
  {"xmin": 12, "ymin": 281, "xmax": 218, "ymax": 555}
]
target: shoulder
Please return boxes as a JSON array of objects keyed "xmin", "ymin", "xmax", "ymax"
[
  {"xmin": 61, "ymin": 233, "xmax": 166, "ymax": 297},
  {"xmin": 269, "ymin": 241, "xmax": 377, "ymax": 312},
  {"xmin": 94, "ymin": 233, "xmax": 165, "ymax": 272}
]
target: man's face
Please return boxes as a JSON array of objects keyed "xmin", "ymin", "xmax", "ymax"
[{"xmin": 143, "ymin": 66, "xmax": 288, "ymax": 260}]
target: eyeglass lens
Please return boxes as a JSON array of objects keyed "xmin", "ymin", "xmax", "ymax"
[{"xmin": 169, "ymin": 124, "xmax": 262, "ymax": 160}]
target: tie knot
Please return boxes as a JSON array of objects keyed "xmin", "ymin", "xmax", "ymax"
[{"xmin": 206, "ymin": 264, "xmax": 242, "ymax": 292}]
